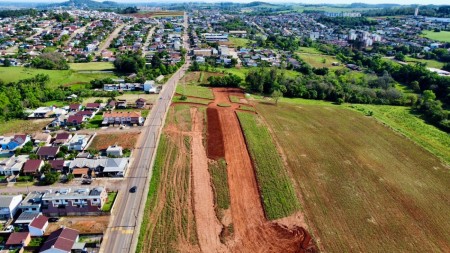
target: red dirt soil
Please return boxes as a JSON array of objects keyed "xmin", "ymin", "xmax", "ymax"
[
  {"xmin": 207, "ymin": 88, "xmax": 316, "ymax": 253},
  {"xmin": 206, "ymin": 107, "xmax": 225, "ymax": 159}
]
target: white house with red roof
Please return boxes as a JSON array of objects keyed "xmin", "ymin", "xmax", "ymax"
[{"xmin": 28, "ymin": 214, "xmax": 49, "ymax": 236}]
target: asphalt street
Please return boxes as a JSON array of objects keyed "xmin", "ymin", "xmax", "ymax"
[{"xmin": 100, "ymin": 13, "xmax": 190, "ymax": 253}]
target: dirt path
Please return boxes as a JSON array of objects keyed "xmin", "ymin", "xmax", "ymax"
[
  {"xmin": 209, "ymin": 88, "xmax": 316, "ymax": 253},
  {"xmin": 190, "ymin": 107, "xmax": 227, "ymax": 252}
]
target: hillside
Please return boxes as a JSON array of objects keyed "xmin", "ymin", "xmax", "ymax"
[{"xmin": 44, "ymin": 0, "xmax": 120, "ymax": 9}]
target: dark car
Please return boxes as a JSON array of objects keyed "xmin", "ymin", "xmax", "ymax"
[
  {"xmin": 129, "ymin": 186, "xmax": 137, "ymax": 193},
  {"xmin": 48, "ymin": 217, "xmax": 59, "ymax": 223},
  {"xmin": 81, "ymin": 179, "xmax": 92, "ymax": 185}
]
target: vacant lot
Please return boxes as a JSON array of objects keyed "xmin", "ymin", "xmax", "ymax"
[
  {"xmin": 176, "ymin": 83, "xmax": 215, "ymax": 100},
  {"xmin": 297, "ymin": 53, "xmax": 343, "ymax": 69},
  {"xmin": 0, "ymin": 67, "xmax": 116, "ymax": 88},
  {"xmin": 137, "ymin": 105, "xmax": 199, "ymax": 252},
  {"xmin": 69, "ymin": 62, "xmax": 115, "ymax": 71},
  {"xmin": 83, "ymin": 93, "xmax": 158, "ymax": 105},
  {"xmin": 421, "ymin": 30, "xmax": 450, "ymax": 43},
  {"xmin": 226, "ymin": 37, "xmax": 255, "ymax": 48},
  {"xmin": 0, "ymin": 119, "xmax": 52, "ymax": 135},
  {"xmin": 46, "ymin": 216, "xmax": 109, "ymax": 235},
  {"xmin": 89, "ymin": 133, "xmax": 139, "ymax": 150},
  {"xmin": 257, "ymin": 101, "xmax": 450, "ymax": 252}
]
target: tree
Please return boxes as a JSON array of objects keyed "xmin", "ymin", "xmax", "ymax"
[
  {"xmin": 394, "ymin": 52, "xmax": 405, "ymax": 62},
  {"xmin": 3, "ymin": 58, "xmax": 11, "ymax": 67},
  {"xmin": 272, "ymin": 90, "xmax": 283, "ymax": 105},
  {"xmin": 41, "ymin": 172, "xmax": 59, "ymax": 185}
]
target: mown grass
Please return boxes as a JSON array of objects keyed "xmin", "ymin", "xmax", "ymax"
[
  {"xmin": 257, "ymin": 101, "xmax": 450, "ymax": 252},
  {"xmin": 172, "ymin": 96, "xmax": 211, "ymax": 105},
  {"xmin": 85, "ymin": 114, "xmax": 103, "ymax": 129},
  {"xmin": 69, "ymin": 62, "xmax": 115, "ymax": 71},
  {"xmin": 0, "ymin": 66, "xmax": 116, "ymax": 88},
  {"xmin": 229, "ymin": 95, "xmax": 240, "ymax": 103},
  {"xmin": 101, "ymin": 192, "xmax": 117, "ymax": 212},
  {"xmin": 176, "ymin": 84, "xmax": 214, "ymax": 99},
  {"xmin": 239, "ymin": 105, "xmax": 256, "ymax": 112},
  {"xmin": 209, "ymin": 159, "xmax": 231, "ymax": 218},
  {"xmin": 404, "ymin": 56, "xmax": 445, "ymax": 69},
  {"xmin": 214, "ymin": 67, "xmax": 300, "ymax": 79},
  {"xmin": 349, "ymin": 104, "xmax": 450, "ymax": 164},
  {"xmin": 237, "ymin": 111, "xmax": 300, "ymax": 220},
  {"xmin": 297, "ymin": 53, "xmax": 343, "ymax": 69},
  {"xmin": 421, "ymin": 30, "xmax": 450, "ymax": 43},
  {"xmin": 228, "ymin": 37, "xmax": 255, "ymax": 47}
]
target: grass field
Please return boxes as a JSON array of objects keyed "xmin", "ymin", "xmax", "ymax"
[
  {"xmin": 421, "ymin": 30, "xmax": 450, "ymax": 43},
  {"xmin": 173, "ymin": 96, "xmax": 211, "ymax": 105},
  {"xmin": 214, "ymin": 67, "xmax": 300, "ymax": 80},
  {"xmin": 85, "ymin": 115, "xmax": 103, "ymax": 129},
  {"xmin": 176, "ymin": 84, "xmax": 214, "ymax": 99},
  {"xmin": 239, "ymin": 105, "xmax": 256, "ymax": 112},
  {"xmin": 257, "ymin": 101, "xmax": 450, "ymax": 252},
  {"xmin": 208, "ymin": 159, "xmax": 230, "ymax": 219},
  {"xmin": 229, "ymin": 95, "xmax": 240, "ymax": 103},
  {"xmin": 349, "ymin": 104, "xmax": 450, "ymax": 164},
  {"xmin": 404, "ymin": 56, "xmax": 445, "ymax": 69},
  {"xmin": 228, "ymin": 37, "xmax": 255, "ymax": 48},
  {"xmin": 0, "ymin": 119, "xmax": 52, "ymax": 135},
  {"xmin": 137, "ymin": 105, "xmax": 198, "ymax": 252},
  {"xmin": 83, "ymin": 94, "xmax": 158, "ymax": 105},
  {"xmin": 89, "ymin": 133, "xmax": 139, "ymax": 150},
  {"xmin": 297, "ymin": 53, "xmax": 343, "ymax": 69},
  {"xmin": 297, "ymin": 47, "xmax": 322, "ymax": 54},
  {"xmin": 101, "ymin": 192, "xmax": 117, "ymax": 212},
  {"xmin": 237, "ymin": 111, "xmax": 300, "ymax": 220},
  {"xmin": 69, "ymin": 62, "xmax": 115, "ymax": 71},
  {"xmin": 0, "ymin": 67, "xmax": 116, "ymax": 88}
]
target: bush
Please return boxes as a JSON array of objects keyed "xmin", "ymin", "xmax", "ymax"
[{"xmin": 31, "ymin": 52, "xmax": 69, "ymax": 70}]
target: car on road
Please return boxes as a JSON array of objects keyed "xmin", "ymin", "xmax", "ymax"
[
  {"xmin": 48, "ymin": 217, "xmax": 59, "ymax": 223},
  {"xmin": 129, "ymin": 186, "xmax": 137, "ymax": 193}
]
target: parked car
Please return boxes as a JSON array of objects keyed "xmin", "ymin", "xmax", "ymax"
[
  {"xmin": 129, "ymin": 186, "xmax": 137, "ymax": 193},
  {"xmin": 4, "ymin": 225, "xmax": 14, "ymax": 232},
  {"xmin": 81, "ymin": 179, "xmax": 92, "ymax": 185},
  {"xmin": 48, "ymin": 217, "xmax": 59, "ymax": 223}
]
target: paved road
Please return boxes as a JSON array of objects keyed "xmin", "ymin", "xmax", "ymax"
[
  {"xmin": 142, "ymin": 26, "xmax": 156, "ymax": 57},
  {"xmin": 96, "ymin": 23, "xmax": 126, "ymax": 55},
  {"xmin": 64, "ymin": 22, "xmax": 92, "ymax": 46},
  {"xmin": 100, "ymin": 12, "xmax": 190, "ymax": 253}
]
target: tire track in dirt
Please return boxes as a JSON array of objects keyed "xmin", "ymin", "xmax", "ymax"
[
  {"xmin": 190, "ymin": 107, "xmax": 228, "ymax": 253},
  {"xmin": 209, "ymin": 88, "xmax": 316, "ymax": 253}
]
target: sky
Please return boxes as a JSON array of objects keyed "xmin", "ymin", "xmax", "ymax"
[{"xmin": 8, "ymin": 0, "xmax": 450, "ymax": 5}]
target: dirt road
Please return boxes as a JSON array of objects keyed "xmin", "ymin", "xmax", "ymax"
[
  {"xmin": 96, "ymin": 24, "xmax": 125, "ymax": 55},
  {"xmin": 190, "ymin": 107, "xmax": 227, "ymax": 252}
]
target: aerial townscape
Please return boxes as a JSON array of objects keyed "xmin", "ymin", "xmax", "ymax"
[{"xmin": 0, "ymin": 0, "xmax": 448, "ymax": 252}]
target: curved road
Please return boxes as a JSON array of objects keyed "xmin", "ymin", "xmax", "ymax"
[{"xmin": 100, "ymin": 13, "xmax": 189, "ymax": 253}]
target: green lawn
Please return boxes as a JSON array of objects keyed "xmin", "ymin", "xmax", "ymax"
[
  {"xmin": 209, "ymin": 159, "xmax": 231, "ymax": 218},
  {"xmin": 172, "ymin": 96, "xmax": 211, "ymax": 105},
  {"xmin": 214, "ymin": 67, "xmax": 300, "ymax": 80},
  {"xmin": 102, "ymin": 192, "xmax": 117, "ymax": 212},
  {"xmin": 421, "ymin": 30, "xmax": 450, "ymax": 43},
  {"xmin": 229, "ymin": 95, "xmax": 240, "ymax": 103},
  {"xmin": 176, "ymin": 84, "xmax": 214, "ymax": 99},
  {"xmin": 297, "ymin": 46, "xmax": 322, "ymax": 54},
  {"xmin": 228, "ymin": 37, "xmax": 255, "ymax": 48},
  {"xmin": 0, "ymin": 67, "xmax": 117, "ymax": 88},
  {"xmin": 237, "ymin": 111, "xmax": 300, "ymax": 220},
  {"xmin": 404, "ymin": 56, "xmax": 445, "ymax": 69},
  {"xmin": 297, "ymin": 53, "xmax": 343, "ymax": 69},
  {"xmin": 239, "ymin": 105, "xmax": 256, "ymax": 112},
  {"xmin": 349, "ymin": 104, "xmax": 450, "ymax": 164},
  {"xmin": 69, "ymin": 62, "xmax": 115, "ymax": 71},
  {"xmin": 85, "ymin": 114, "xmax": 103, "ymax": 129}
]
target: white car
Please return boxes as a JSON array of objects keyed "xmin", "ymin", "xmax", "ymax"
[{"xmin": 4, "ymin": 225, "xmax": 14, "ymax": 232}]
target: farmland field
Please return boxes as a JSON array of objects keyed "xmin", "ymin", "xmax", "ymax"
[
  {"xmin": 256, "ymin": 101, "xmax": 450, "ymax": 252},
  {"xmin": 137, "ymin": 105, "xmax": 198, "ymax": 252},
  {"xmin": 89, "ymin": 132, "xmax": 139, "ymax": 150},
  {"xmin": 421, "ymin": 30, "xmax": 450, "ymax": 43},
  {"xmin": 0, "ymin": 67, "xmax": 116, "ymax": 88}
]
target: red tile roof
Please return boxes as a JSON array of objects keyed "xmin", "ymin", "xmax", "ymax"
[
  {"xmin": 75, "ymin": 111, "xmax": 93, "ymax": 116},
  {"xmin": 40, "ymin": 227, "xmax": 79, "ymax": 252},
  {"xmin": 37, "ymin": 146, "xmax": 59, "ymax": 157},
  {"xmin": 55, "ymin": 133, "xmax": 71, "ymax": 140},
  {"xmin": 85, "ymin": 103, "xmax": 100, "ymax": 108},
  {"xmin": 48, "ymin": 160, "xmax": 65, "ymax": 171},
  {"xmin": 23, "ymin": 160, "xmax": 43, "ymax": 173},
  {"xmin": 29, "ymin": 215, "xmax": 49, "ymax": 230},
  {"xmin": 68, "ymin": 115, "xmax": 85, "ymax": 124},
  {"xmin": 69, "ymin": 104, "xmax": 81, "ymax": 110},
  {"xmin": 6, "ymin": 232, "xmax": 30, "ymax": 245}
]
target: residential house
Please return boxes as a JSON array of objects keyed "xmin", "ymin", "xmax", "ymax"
[
  {"xmin": 53, "ymin": 133, "xmax": 72, "ymax": 145},
  {"xmin": 136, "ymin": 98, "xmax": 146, "ymax": 108},
  {"xmin": 117, "ymin": 100, "xmax": 127, "ymax": 109},
  {"xmin": 41, "ymin": 187, "xmax": 107, "ymax": 216},
  {"xmin": 5, "ymin": 232, "xmax": 31, "ymax": 249},
  {"xmin": 19, "ymin": 191, "xmax": 44, "ymax": 213},
  {"xmin": 14, "ymin": 212, "xmax": 41, "ymax": 226},
  {"xmin": 0, "ymin": 136, "xmax": 12, "ymax": 150},
  {"xmin": 64, "ymin": 134, "xmax": 91, "ymax": 151},
  {"xmin": 143, "ymin": 80, "xmax": 155, "ymax": 92},
  {"xmin": 67, "ymin": 115, "xmax": 86, "ymax": 126},
  {"xmin": 39, "ymin": 227, "xmax": 80, "ymax": 253},
  {"xmin": 28, "ymin": 214, "xmax": 49, "ymax": 236},
  {"xmin": 105, "ymin": 100, "xmax": 116, "ymax": 110},
  {"xmin": 68, "ymin": 158, "xmax": 129, "ymax": 177},
  {"xmin": 0, "ymin": 155, "xmax": 28, "ymax": 176},
  {"xmin": 32, "ymin": 133, "xmax": 51, "ymax": 146},
  {"xmin": 68, "ymin": 104, "xmax": 82, "ymax": 112},
  {"xmin": 22, "ymin": 160, "xmax": 44, "ymax": 175},
  {"xmin": 2, "ymin": 135, "xmax": 30, "ymax": 151},
  {"xmin": 102, "ymin": 111, "xmax": 144, "ymax": 126},
  {"xmin": 48, "ymin": 160, "xmax": 65, "ymax": 173},
  {"xmin": 28, "ymin": 106, "xmax": 54, "ymax": 118},
  {"xmin": 74, "ymin": 110, "xmax": 95, "ymax": 119},
  {"xmin": 106, "ymin": 145, "xmax": 123, "ymax": 157},
  {"xmin": 36, "ymin": 146, "xmax": 60, "ymax": 160},
  {"xmin": 85, "ymin": 103, "xmax": 101, "ymax": 111},
  {"xmin": 0, "ymin": 195, "xmax": 22, "ymax": 219}
]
